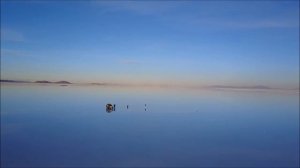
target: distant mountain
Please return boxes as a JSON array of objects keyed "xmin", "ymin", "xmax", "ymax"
[
  {"xmin": 210, "ymin": 85, "xmax": 272, "ymax": 90},
  {"xmin": 90, "ymin": 82, "xmax": 107, "ymax": 85},
  {"xmin": 54, "ymin": 81, "xmax": 72, "ymax": 84},
  {"xmin": 34, "ymin": 80, "xmax": 72, "ymax": 84},
  {"xmin": 1, "ymin": 79, "xmax": 30, "ymax": 83},
  {"xmin": 35, "ymin": 80, "xmax": 52, "ymax": 83}
]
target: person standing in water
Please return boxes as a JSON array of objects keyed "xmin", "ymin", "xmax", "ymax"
[{"xmin": 113, "ymin": 104, "xmax": 116, "ymax": 111}]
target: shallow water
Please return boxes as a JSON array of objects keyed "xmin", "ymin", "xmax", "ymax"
[{"xmin": 1, "ymin": 84, "xmax": 299, "ymax": 167}]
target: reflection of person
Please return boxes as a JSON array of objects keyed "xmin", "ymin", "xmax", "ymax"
[{"xmin": 106, "ymin": 108, "xmax": 113, "ymax": 113}]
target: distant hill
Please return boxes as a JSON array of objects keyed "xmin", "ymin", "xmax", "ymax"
[
  {"xmin": 90, "ymin": 82, "xmax": 107, "ymax": 85},
  {"xmin": 54, "ymin": 81, "xmax": 72, "ymax": 84},
  {"xmin": 35, "ymin": 80, "xmax": 52, "ymax": 83},
  {"xmin": 210, "ymin": 85, "xmax": 272, "ymax": 90},
  {"xmin": 1, "ymin": 79, "xmax": 30, "ymax": 83},
  {"xmin": 1, "ymin": 79, "xmax": 72, "ymax": 84},
  {"xmin": 35, "ymin": 80, "xmax": 72, "ymax": 84}
]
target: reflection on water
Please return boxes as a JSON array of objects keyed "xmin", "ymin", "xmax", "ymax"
[
  {"xmin": 106, "ymin": 103, "xmax": 148, "ymax": 112},
  {"xmin": 1, "ymin": 85, "xmax": 299, "ymax": 167}
]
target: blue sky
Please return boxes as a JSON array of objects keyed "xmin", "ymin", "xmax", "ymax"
[{"xmin": 1, "ymin": 1, "xmax": 299, "ymax": 88}]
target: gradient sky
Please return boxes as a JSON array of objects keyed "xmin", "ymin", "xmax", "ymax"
[{"xmin": 1, "ymin": 1, "xmax": 299, "ymax": 88}]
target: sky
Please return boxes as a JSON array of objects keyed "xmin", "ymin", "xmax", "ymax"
[{"xmin": 1, "ymin": 1, "xmax": 299, "ymax": 88}]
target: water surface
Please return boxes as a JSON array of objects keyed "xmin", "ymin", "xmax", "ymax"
[{"xmin": 1, "ymin": 84, "xmax": 299, "ymax": 167}]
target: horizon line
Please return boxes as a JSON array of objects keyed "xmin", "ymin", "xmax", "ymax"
[{"xmin": 1, "ymin": 79, "xmax": 299, "ymax": 91}]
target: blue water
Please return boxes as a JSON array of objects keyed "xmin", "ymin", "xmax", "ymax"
[{"xmin": 1, "ymin": 84, "xmax": 299, "ymax": 167}]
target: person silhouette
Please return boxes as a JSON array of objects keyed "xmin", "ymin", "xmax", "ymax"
[{"xmin": 106, "ymin": 104, "xmax": 113, "ymax": 113}]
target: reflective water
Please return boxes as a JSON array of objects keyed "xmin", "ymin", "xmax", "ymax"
[{"xmin": 1, "ymin": 84, "xmax": 299, "ymax": 167}]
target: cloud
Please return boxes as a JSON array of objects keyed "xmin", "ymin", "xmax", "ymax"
[{"xmin": 1, "ymin": 29, "xmax": 25, "ymax": 42}]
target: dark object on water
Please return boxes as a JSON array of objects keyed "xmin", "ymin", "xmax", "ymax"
[
  {"xmin": 106, "ymin": 104, "xmax": 113, "ymax": 113},
  {"xmin": 127, "ymin": 105, "xmax": 129, "ymax": 109},
  {"xmin": 113, "ymin": 104, "xmax": 116, "ymax": 111}
]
